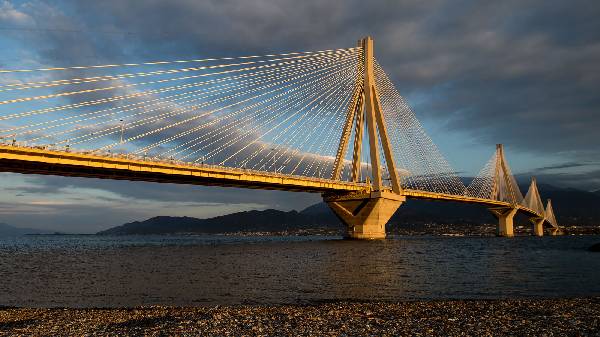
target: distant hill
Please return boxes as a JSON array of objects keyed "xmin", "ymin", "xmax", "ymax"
[
  {"xmin": 299, "ymin": 184, "xmax": 600, "ymax": 230},
  {"xmin": 97, "ymin": 183, "xmax": 600, "ymax": 235},
  {"xmin": 301, "ymin": 199, "xmax": 494, "ymax": 229},
  {"xmin": 97, "ymin": 209, "xmax": 343, "ymax": 235},
  {"xmin": 523, "ymin": 184, "xmax": 599, "ymax": 225},
  {"xmin": 0, "ymin": 223, "xmax": 53, "ymax": 236}
]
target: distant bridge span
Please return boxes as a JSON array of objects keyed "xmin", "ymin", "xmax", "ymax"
[{"xmin": 0, "ymin": 36, "xmax": 561, "ymax": 238}]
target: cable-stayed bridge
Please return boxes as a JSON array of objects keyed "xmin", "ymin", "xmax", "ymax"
[{"xmin": 0, "ymin": 37, "xmax": 561, "ymax": 239}]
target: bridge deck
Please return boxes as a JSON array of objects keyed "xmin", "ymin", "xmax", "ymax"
[
  {"xmin": 0, "ymin": 145, "xmax": 366, "ymax": 193},
  {"xmin": 402, "ymin": 189, "xmax": 541, "ymax": 218},
  {"xmin": 0, "ymin": 145, "xmax": 543, "ymax": 219}
]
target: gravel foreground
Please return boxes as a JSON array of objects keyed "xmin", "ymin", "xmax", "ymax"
[{"xmin": 1, "ymin": 298, "xmax": 599, "ymax": 336}]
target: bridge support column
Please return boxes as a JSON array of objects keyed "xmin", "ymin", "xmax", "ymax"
[
  {"xmin": 550, "ymin": 227, "xmax": 564, "ymax": 236},
  {"xmin": 489, "ymin": 207, "xmax": 518, "ymax": 237},
  {"xmin": 530, "ymin": 217, "xmax": 544, "ymax": 237},
  {"xmin": 324, "ymin": 191, "xmax": 405, "ymax": 239}
]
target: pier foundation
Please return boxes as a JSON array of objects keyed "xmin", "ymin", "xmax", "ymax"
[
  {"xmin": 489, "ymin": 207, "xmax": 518, "ymax": 237},
  {"xmin": 530, "ymin": 217, "xmax": 544, "ymax": 237},
  {"xmin": 324, "ymin": 191, "xmax": 405, "ymax": 239}
]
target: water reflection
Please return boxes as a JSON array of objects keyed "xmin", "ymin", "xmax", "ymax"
[{"xmin": 0, "ymin": 235, "xmax": 598, "ymax": 307}]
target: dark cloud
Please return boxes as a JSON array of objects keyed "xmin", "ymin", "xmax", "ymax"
[
  {"xmin": 533, "ymin": 162, "xmax": 598, "ymax": 173},
  {"xmin": 518, "ymin": 168, "xmax": 600, "ymax": 192},
  {"xmin": 4, "ymin": 0, "xmax": 594, "ymax": 158},
  {"xmin": 0, "ymin": 0, "xmax": 599, "ymax": 227}
]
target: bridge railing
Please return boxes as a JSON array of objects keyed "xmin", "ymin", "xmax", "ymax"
[{"xmin": 0, "ymin": 141, "xmax": 369, "ymax": 187}]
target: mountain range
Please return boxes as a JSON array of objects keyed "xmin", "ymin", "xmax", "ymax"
[
  {"xmin": 97, "ymin": 209, "xmax": 332, "ymax": 235},
  {"xmin": 0, "ymin": 223, "xmax": 54, "ymax": 236},
  {"xmin": 98, "ymin": 183, "xmax": 600, "ymax": 235}
]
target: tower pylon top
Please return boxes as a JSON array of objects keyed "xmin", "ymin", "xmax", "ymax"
[{"xmin": 332, "ymin": 37, "xmax": 402, "ymax": 194}]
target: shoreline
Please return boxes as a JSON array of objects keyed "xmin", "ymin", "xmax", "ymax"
[
  {"xmin": 1, "ymin": 298, "xmax": 599, "ymax": 335},
  {"xmin": 20, "ymin": 225, "xmax": 600, "ymax": 237}
]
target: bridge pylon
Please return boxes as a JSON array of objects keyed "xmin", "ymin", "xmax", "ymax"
[
  {"xmin": 487, "ymin": 144, "xmax": 522, "ymax": 237},
  {"xmin": 325, "ymin": 36, "xmax": 405, "ymax": 239},
  {"xmin": 489, "ymin": 206, "xmax": 517, "ymax": 237},
  {"xmin": 545, "ymin": 199, "xmax": 563, "ymax": 235},
  {"xmin": 530, "ymin": 217, "xmax": 545, "ymax": 236},
  {"xmin": 524, "ymin": 177, "xmax": 545, "ymax": 236}
]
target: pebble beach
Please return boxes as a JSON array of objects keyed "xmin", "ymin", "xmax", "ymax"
[{"xmin": 1, "ymin": 298, "xmax": 599, "ymax": 336}]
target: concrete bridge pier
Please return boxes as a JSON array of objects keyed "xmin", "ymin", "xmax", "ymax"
[
  {"xmin": 489, "ymin": 207, "xmax": 518, "ymax": 237},
  {"xmin": 324, "ymin": 191, "xmax": 405, "ymax": 239},
  {"xmin": 530, "ymin": 217, "xmax": 544, "ymax": 236}
]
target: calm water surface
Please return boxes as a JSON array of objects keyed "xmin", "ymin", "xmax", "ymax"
[{"xmin": 0, "ymin": 234, "xmax": 599, "ymax": 307}]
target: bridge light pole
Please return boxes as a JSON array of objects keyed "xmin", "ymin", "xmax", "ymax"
[{"xmin": 119, "ymin": 119, "xmax": 125, "ymax": 145}]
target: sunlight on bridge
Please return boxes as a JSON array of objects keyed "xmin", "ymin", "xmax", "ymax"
[{"xmin": 0, "ymin": 36, "xmax": 561, "ymax": 238}]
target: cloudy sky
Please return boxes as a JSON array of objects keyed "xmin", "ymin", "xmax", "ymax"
[{"xmin": 0, "ymin": 0, "xmax": 598, "ymax": 232}]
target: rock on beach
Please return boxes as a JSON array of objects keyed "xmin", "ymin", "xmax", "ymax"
[{"xmin": 1, "ymin": 298, "xmax": 599, "ymax": 336}]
